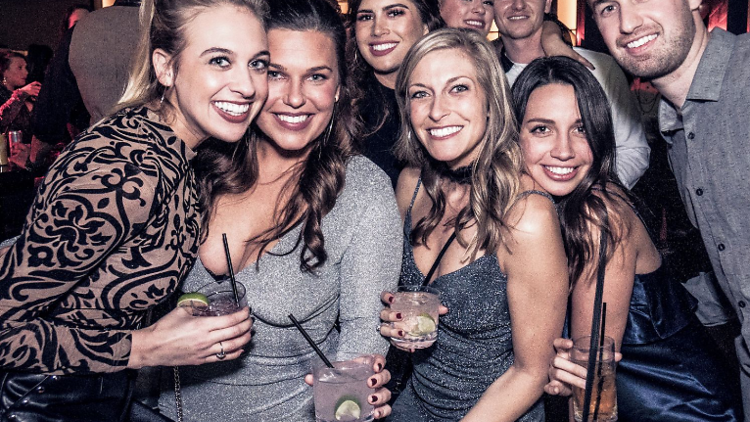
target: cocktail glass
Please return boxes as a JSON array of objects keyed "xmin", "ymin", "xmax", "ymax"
[
  {"xmin": 186, "ymin": 281, "xmax": 247, "ymax": 316},
  {"xmin": 313, "ymin": 358, "xmax": 375, "ymax": 422},
  {"xmin": 390, "ymin": 285, "xmax": 440, "ymax": 349},
  {"xmin": 571, "ymin": 335, "xmax": 618, "ymax": 422}
]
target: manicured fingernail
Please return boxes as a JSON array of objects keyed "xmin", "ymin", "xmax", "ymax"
[
  {"xmin": 376, "ymin": 362, "xmax": 383, "ymax": 371},
  {"xmin": 395, "ymin": 313, "xmax": 402, "ymax": 320},
  {"xmin": 388, "ymin": 296, "xmax": 394, "ymax": 304},
  {"xmin": 370, "ymin": 395, "xmax": 378, "ymax": 403},
  {"xmin": 370, "ymin": 377, "xmax": 377, "ymax": 386},
  {"xmin": 398, "ymin": 330, "xmax": 404, "ymax": 337}
]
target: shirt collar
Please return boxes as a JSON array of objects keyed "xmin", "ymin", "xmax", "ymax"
[{"xmin": 659, "ymin": 28, "xmax": 736, "ymax": 136}]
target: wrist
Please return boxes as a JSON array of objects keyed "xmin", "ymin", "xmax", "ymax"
[{"xmin": 127, "ymin": 327, "xmax": 153, "ymax": 369}]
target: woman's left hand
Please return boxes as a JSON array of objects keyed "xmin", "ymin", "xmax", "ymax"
[{"xmin": 305, "ymin": 354, "xmax": 393, "ymax": 419}]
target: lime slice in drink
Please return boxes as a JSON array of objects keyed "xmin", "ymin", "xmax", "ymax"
[
  {"xmin": 176, "ymin": 293, "xmax": 209, "ymax": 310},
  {"xmin": 410, "ymin": 313, "xmax": 436, "ymax": 336},
  {"xmin": 334, "ymin": 396, "xmax": 361, "ymax": 421}
]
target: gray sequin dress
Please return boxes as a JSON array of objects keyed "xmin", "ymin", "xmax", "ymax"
[
  {"xmin": 157, "ymin": 156, "xmax": 402, "ymax": 422},
  {"xmin": 386, "ymin": 181, "xmax": 545, "ymax": 421}
]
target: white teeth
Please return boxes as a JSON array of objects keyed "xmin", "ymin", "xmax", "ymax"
[
  {"xmin": 373, "ymin": 43, "xmax": 397, "ymax": 51},
  {"xmin": 546, "ymin": 166, "xmax": 574, "ymax": 175},
  {"xmin": 429, "ymin": 126, "xmax": 462, "ymax": 137},
  {"xmin": 466, "ymin": 20, "xmax": 483, "ymax": 27},
  {"xmin": 626, "ymin": 34, "xmax": 657, "ymax": 49},
  {"xmin": 508, "ymin": 16, "xmax": 527, "ymax": 20},
  {"xmin": 214, "ymin": 101, "xmax": 249, "ymax": 116},
  {"xmin": 277, "ymin": 114, "xmax": 309, "ymax": 124}
]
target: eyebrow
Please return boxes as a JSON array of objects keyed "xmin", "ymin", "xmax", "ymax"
[
  {"xmin": 268, "ymin": 64, "xmax": 334, "ymax": 73},
  {"xmin": 589, "ymin": 0, "xmax": 608, "ymax": 9},
  {"xmin": 408, "ymin": 75, "xmax": 473, "ymax": 90},
  {"xmin": 357, "ymin": 3, "xmax": 412, "ymax": 13},
  {"xmin": 200, "ymin": 48, "xmax": 270, "ymax": 59}
]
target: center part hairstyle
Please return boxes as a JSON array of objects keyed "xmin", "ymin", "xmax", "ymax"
[
  {"xmin": 511, "ymin": 56, "xmax": 629, "ymax": 285},
  {"xmin": 395, "ymin": 28, "xmax": 523, "ymax": 258},
  {"xmin": 345, "ymin": 0, "xmax": 444, "ymax": 141},
  {"xmin": 115, "ymin": 0, "xmax": 269, "ymax": 117},
  {"xmin": 194, "ymin": 0, "xmax": 355, "ymax": 273}
]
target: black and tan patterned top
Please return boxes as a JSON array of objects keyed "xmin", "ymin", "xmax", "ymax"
[{"xmin": 0, "ymin": 106, "xmax": 200, "ymax": 375}]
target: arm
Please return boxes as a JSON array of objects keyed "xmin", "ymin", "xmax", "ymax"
[
  {"xmin": 598, "ymin": 59, "xmax": 650, "ymax": 189},
  {"xmin": 0, "ymin": 160, "xmax": 157, "ymax": 374},
  {"xmin": 462, "ymin": 194, "xmax": 569, "ymax": 422},
  {"xmin": 540, "ymin": 20, "xmax": 594, "ymax": 70},
  {"xmin": 337, "ymin": 167, "xmax": 403, "ymax": 361},
  {"xmin": 0, "ymin": 85, "xmax": 39, "ymax": 132}
]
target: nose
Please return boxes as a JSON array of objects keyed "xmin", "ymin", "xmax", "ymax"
[
  {"xmin": 471, "ymin": 1, "xmax": 487, "ymax": 14},
  {"xmin": 372, "ymin": 15, "xmax": 388, "ymax": 36},
  {"xmin": 428, "ymin": 95, "xmax": 449, "ymax": 122},
  {"xmin": 283, "ymin": 78, "xmax": 306, "ymax": 108},
  {"xmin": 551, "ymin": 133, "xmax": 575, "ymax": 160},
  {"xmin": 231, "ymin": 68, "xmax": 258, "ymax": 100},
  {"xmin": 619, "ymin": 1, "xmax": 643, "ymax": 34},
  {"xmin": 511, "ymin": 0, "xmax": 527, "ymax": 11}
]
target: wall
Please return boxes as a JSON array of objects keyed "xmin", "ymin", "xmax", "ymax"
[{"xmin": 0, "ymin": 0, "xmax": 93, "ymax": 51}]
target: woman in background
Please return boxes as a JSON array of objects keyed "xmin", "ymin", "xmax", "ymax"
[
  {"xmin": 158, "ymin": 0, "xmax": 401, "ymax": 420},
  {"xmin": 379, "ymin": 29, "xmax": 569, "ymax": 421},
  {"xmin": 0, "ymin": 51, "xmax": 41, "ymax": 144},
  {"xmin": 513, "ymin": 57, "xmax": 742, "ymax": 422},
  {"xmin": 346, "ymin": 0, "xmax": 443, "ymax": 186},
  {"xmin": 0, "ymin": 0, "xmax": 267, "ymax": 419}
]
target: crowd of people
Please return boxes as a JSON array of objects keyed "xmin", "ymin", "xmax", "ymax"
[{"xmin": 0, "ymin": 0, "xmax": 748, "ymax": 421}]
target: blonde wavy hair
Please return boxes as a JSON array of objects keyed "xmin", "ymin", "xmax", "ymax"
[{"xmin": 394, "ymin": 28, "xmax": 523, "ymax": 258}]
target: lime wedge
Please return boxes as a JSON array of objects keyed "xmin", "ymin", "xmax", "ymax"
[
  {"xmin": 176, "ymin": 293, "xmax": 209, "ymax": 309},
  {"xmin": 411, "ymin": 313, "xmax": 436, "ymax": 336},
  {"xmin": 334, "ymin": 397, "xmax": 361, "ymax": 421}
]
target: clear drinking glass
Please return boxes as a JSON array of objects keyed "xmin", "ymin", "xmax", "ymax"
[
  {"xmin": 187, "ymin": 281, "xmax": 247, "ymax": 316},
  {"xmin": 313, "ymin": 358, "xmax": 375, "ymax": 422},
  {"xmin": 571, "ymin": 335, "xmax": 618, "ymax": 422},
  {"xmin": 390, "ymin": 285, "xmax": 441, "ymax": 349}
]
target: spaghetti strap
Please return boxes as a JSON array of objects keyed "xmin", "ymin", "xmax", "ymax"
[
  {"xmin": 408, "ymin": 178, "xmax": 422, "ymax": 214},
  {"xmin": 517, "ymin": 189, "xmax": 555, "ymax": 203}
]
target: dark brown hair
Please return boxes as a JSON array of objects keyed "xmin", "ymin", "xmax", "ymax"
[
  {"xmin": 512, "ymin": 56, "xmax": 632, "ymax": 285},
  {"xmin": 195, "ymin": 0, "xmax": 355, "ymax": 273}
]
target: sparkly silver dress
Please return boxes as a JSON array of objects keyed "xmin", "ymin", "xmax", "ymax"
[
  {"xmin": 387, "ymin": 182, "xmax": 545, "ymax": 421},
  {"xmin": 157, "ymin": 156, "xmax": 402, "ymax": 422}
]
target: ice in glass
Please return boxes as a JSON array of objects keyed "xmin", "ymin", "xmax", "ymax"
[{"xmin": 390, "ymin": 285, "xmax": 440, "ymax": 349}]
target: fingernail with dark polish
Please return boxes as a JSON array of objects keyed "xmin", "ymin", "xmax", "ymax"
[
  {"xmin": 370, "ymin": 395, "xmax": 378, "ymax": 403},
  {"xmin": 398, "ymin": 330, "xmax": 404, "ymax": 337},
  {"xmin": 370, "ymin": 378, "xmax": 377, "ymax": 387},
  {"xmin": 376, "ymin": 362, "xmax": 383, "ymax": 371},
  {"xmin": 395, "ymin": 313, "xmax": 402, "ymax": 320}
]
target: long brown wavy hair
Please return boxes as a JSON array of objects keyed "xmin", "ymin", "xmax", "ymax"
[
  {"xmin": 394, "ymin": 29, "xmax": 523, "ymax": 259},
  {"xmin": 194, "ymin": 0, "xmax": 356, "ymax": 273},
  {"xmin": 511, "ymin": 57, "xmax": 633, "ymax": 286}
]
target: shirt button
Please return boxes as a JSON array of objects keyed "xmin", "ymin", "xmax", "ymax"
[
  {"xmin": 696, "ymin": 188, "xmax": 704, "ymax": 196},
  {"xmin": 718, "ymin": 244, "xmax": 726, "ymax": 251},
  {"xmin": 740, "ymin": 301, "xmax": 747, "ymax": 308},
  {"xmin": 688, "ymin": 132, "xmax": 695, "ymax": 140}
]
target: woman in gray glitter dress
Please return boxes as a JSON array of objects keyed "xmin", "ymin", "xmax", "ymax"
[
  {"xmin": 377, "ymin": 29, "xmax": 569, "ymax": 421},
  {"xmin": 157, "ymin": 0, "xmax": 401, "ymax": 421}
]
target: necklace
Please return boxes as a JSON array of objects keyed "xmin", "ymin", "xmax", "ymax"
[{"xmin": 439, "ymin": 165, "xmax": 473, "ymax": 185}]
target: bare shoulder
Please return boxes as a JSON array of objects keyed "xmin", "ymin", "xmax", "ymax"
[
  {"xmin": 507, "ymin": 191, "xmax": 560, "ymax": 237},
  {"xmin": 395, "ymin": 167, "xmax": 421, "ymax": 219}
]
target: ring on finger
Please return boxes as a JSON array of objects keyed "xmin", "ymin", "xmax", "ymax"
[
  {"xmin": 376, "ymin": 325, "xmax": 381, "ymax": 333},
  {"xmin": 216, "ymin": 342, "xmax": 226, "ymax": 360}
]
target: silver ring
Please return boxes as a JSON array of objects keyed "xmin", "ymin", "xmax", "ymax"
[
  {"xmin": 376, "ymin": 325, "xmax": 381, "ymax": 333},
  {"xmin": 216, "ymin": 342, "xmax": 226, "ymax": 360}
]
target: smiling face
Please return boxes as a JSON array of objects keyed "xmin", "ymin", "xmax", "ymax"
[
  {"xmin": 407, "ymin": 48, "xmax": 487, "ymax": 169},
  {"xmin": 355, "ymin": 0, "xmax": 429, "ymax": 88},
  {"xmin": 3, "ymin": 56, "xmax": 28, "ymax": 90},
  {"xmin": 519, "ymin": 83, "xmax": 592, "ymax": 197},
  {"xmin": 256, "ymin": 29, "xmax": 340, "ymax": 156},
  {"xmin": 588, "ymin": 0, "xmax": 697, "ymax": 79},
  {"xmin": 440, "ymin": 0, "xmax": 494, "ymax": 36},
  {"xmin": 156, "ymin": 4, "xmax": 269, "ymax": 149},
  {"xmin": 493, "ymin": 0, "xmax": 551, "ymax": 41}
]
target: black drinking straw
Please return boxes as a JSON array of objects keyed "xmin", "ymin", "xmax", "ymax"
[
  {"xmin": 592, "ymin": 303, "xmax": 607, "ymax": 421},
  {"xmin": 222, "ymin": 233, "xmax": 241, "ymax": 306},
  {"xmin": 288, "ymin": 314, "xmax": 334, "ymax": 368}
]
